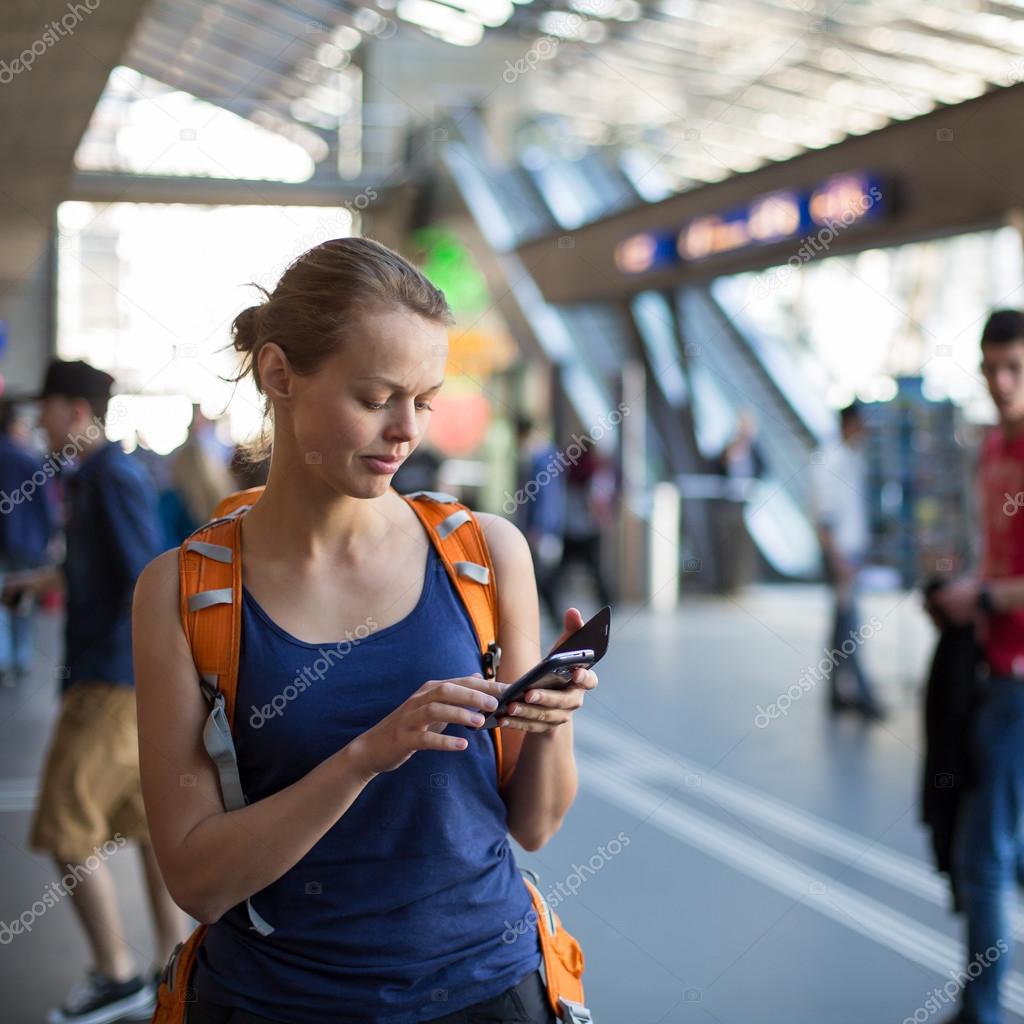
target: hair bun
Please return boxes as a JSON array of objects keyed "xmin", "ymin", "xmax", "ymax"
[{"xmin": 231, "ymin": 304, "xmax": 264, "ymax": 355}]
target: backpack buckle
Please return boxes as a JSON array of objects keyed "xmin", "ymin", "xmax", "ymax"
[
  {"xmin": 482, "ymin": 641, "xmax": 501, "ymax": 679},
  {"xmin": 199, "ymin": 675, "xmax": 219, "ymax": 706},
  {"xmin": 558, "ymin": 998, "xmax": 593, "ymax": 1023}
]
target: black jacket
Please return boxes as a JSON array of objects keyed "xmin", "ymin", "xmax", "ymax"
[{"xmin": 920, "ymin": 622, "xmax": 983, "ymax": 907}]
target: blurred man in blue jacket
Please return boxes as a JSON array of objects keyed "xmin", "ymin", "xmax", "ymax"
[{"xmin": 7, "ymin": 360, "xmax": 187, "ymax": 1024}]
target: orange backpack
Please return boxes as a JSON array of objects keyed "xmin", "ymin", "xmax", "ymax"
[{"xmin": 152, "ymin": 487, "xmax": 590, "ymax": 1024}]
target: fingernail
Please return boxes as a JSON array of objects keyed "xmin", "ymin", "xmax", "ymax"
[
  {"xmin": 473, "ymin": 713, "xmax": 485, "ymax": 726},
  {"xmin": 527, "ymin": 692, "xmax": 539, "ymax": 703},
  {"xmin": 485, "ymin": 696, "xmax": 499, "ymax": 709}
]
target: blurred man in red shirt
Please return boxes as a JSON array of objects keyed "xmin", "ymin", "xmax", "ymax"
[{"xmin": 931, "ymin": 309, "xmax": 1024, "ymax": 1024}]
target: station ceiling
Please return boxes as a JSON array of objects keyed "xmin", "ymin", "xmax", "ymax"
[
  {"xmin": 114, "ymin": 0, "xmax": 1024, "ymax": 195},
  {"xmin": 4, "ymin": 0, "xmax": 1024, "ymax": 296}
]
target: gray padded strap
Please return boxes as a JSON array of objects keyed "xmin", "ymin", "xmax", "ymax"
[
  {"xmin": 202, "ymin": 694, "xmax": 275, "ymax": 936},
  {"xmin": 203, "ymin": 695, "xmax": 246, "ymax": 812},
  {"xmin": 436, "ymin": 508, "xmax": 471, "ymax": 540},
  {"xmin": 245, "ymin": 897, "xmax": 274, "ymax": 936},
  {"xmin": 454, "ymin": 561, "xmax": 490, "ymax": 585},
  {"xmin": 184, "ymin": 540, "xmax": 233, "ymax": 564},
  {"xmin": 404, "ymin": 490, "xmax": 458, "ymax": 503},
  {"xmin": 188, "ymin": 588, "xmax": 233, "ymax": 612}
]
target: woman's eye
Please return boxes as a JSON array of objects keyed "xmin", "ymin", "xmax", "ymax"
[{"xmin": 362, "ymin": 399, "xmax": 434, "ymax": 411}]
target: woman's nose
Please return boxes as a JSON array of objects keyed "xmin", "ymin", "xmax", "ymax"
[{"xmin": 383, "ymin": 402, "xmax": 417, "ymax": 442}]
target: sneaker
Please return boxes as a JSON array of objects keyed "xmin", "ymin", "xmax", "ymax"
[
  {"xmin": 859, "ymin": 701, "xmax": 888, "ymax": 722},
  {"xmin": 47, "ymin": 968, "xmax": 154, "ymax": 1024},
  {"xmin": 120, "ymin": 968, "xmax": 162, "ymax": 1020},
  {"xmin": 121, "ymin": 973, "xmax": 160, "ymax": 1021}
]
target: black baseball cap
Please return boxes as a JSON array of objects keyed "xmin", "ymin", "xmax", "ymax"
[{"xmin": 35, "ymin": 359, "xmax": 115, "ymax": 410}]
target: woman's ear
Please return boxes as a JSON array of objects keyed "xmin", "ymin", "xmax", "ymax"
[{"xmin": 257, "ymin": 342, "xmax": 293, "ymax": 404}]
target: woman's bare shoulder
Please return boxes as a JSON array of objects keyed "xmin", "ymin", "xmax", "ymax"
[
  {"xmin": 473, "ymin": 511, "xmax": 531, "ymax": 566},
  {"xmin": 134, "ymin": 547, "xmax": 180, "ymax": 613}
]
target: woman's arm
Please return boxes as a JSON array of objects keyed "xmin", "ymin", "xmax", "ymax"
[
  {"xmin": 133, "ymin": 549, "xmax": 379, "ymax": 925},
  {"xmin": 477, "ymin": 513, "xmax": 597, "ymax": 851}
]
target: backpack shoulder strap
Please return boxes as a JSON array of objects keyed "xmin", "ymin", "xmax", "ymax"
[
  {"xmin": 399, "ymin": 490, "xmax": 524, "ymax": 791},
  {"xmin": 212, "ymin": 485, "xmax": 265, "ymax": 520},
  {"xmin": 179, "ymin": 514, "xmax": 243, "ymax": 727},
  {"xmin": 178, "ymin": 507, "xmax": 274, "ymax": 936}
]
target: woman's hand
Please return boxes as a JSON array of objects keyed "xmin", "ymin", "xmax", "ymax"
[
  {"xmin": 497, "ymin": 607, "xmax": 600, "ymax": 734},
  {"xmin": 346, "ymin": 675, "xmax": 508, "ymax": 780}
]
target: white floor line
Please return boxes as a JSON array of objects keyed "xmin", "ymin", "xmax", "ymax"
[
  {"xmin": 0, "ymin": 778, "xmax": 38, "ymax": 812},
  {"xmin": 577, "ymin": 754, "xmax": 1024, "ymax": 1017},
  {"xmin": 575, "ymin": 716, "xmax": 1024, "ymax": 940}
]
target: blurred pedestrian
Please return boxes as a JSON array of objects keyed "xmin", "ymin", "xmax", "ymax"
[
  {"xmin": 158, "ymin": 406, "xmax": 235, "ymax": 545},
  {"xmin": 7, "ymin": 359, "xmax": 188, "ymax": 1024},
  {"xmin": 811, "ymin": 402, "xmax": 884, "ymax": 719},
  {"xmin": 929, "ymin": 309, "xmax": 1024, "ymax": 1024},
  {"xmin": 513, "ymin": 417, "xmax": 565, "ymax": 630},
  {"xmin": 713, "ymin": 410, "xmax": 765, "ymax": 487},
  {"xmin": 0, "ymin": 400, "xmax": 57, "ymax": 685},
  {"xmin": 711, "ymin": 410, "xmax": 764, "ymax": 593},
  {"xmin": 560, "ymin": 442, "xmax": 615, "ymax": 609}
]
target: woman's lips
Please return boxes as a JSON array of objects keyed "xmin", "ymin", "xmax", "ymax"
[{"xmin": 361, "ymin": 454, "xmax": 403, "ymax": 474}]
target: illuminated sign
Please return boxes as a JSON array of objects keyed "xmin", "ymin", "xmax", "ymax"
[
  {"xmin": 613, "ymin": 231, "xmax": 678, "ymax": 275},
  {"xmin": 615, "ymin": 172, "xmax": 886, "ymax": 274}
]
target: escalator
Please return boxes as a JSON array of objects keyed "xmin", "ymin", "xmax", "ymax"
[
  {"xmin": 441, "ymin": 110, "xmax": 833, "ymax": 583},
  {"xmin": 678, "ymin": 286, "xmax": 831, "ymax": 578}
]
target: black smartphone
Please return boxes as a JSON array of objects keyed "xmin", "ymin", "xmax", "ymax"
[{"xmin": 481, "ymin": 605, "xmax": 611, "ymax": 728}]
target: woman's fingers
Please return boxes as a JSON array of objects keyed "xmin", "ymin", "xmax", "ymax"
[
  {"xmin": 414, "ymin": 678, "xmax": 505, "ymax": 715},
  {"xmin": 403, "ymin": 669, "xmax": 596, "ymax": 742},
  {"xmin": 416, "ymin": 701, "xmax": 489, "ymax": 731},
  {"xmin": 497, "ymin": 711, "xmax": 570, "ymax": 732},
  {"xmin": 516, "ymin": 670, "xmax": 598, "ymax": 710},
  {"xmin": 414, "ymin": 730, "xmax": 471, "ymax": 752},
  {"xmin": 497, "ymin": 668, "xmax": 598, "ymax": 731}
]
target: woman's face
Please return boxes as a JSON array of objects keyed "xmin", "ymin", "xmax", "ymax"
[{"xmin": 284, "ymin": 306, "xmax": 449, "ymax": 499}]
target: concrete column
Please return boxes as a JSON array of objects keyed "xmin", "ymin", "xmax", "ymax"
[
  {"xmin": 617, "ymin": 358, "xmax": 648, "ymax": 602},
  {"xmin": 0, "ymin": 230, "xmax": 56, "ymax": 397}
]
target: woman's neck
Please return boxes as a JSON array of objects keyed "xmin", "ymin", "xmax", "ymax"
[{"xmin": 242, "ymin": 454, "xmax": 397, "ymax": 564}]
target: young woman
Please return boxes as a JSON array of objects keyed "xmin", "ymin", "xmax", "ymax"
[{"xmin": 132, "ymin": 237, "xmax": 599, "ymax": 1024}]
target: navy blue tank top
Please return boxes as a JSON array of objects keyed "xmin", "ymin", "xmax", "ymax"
[{"xmin": 193, "ymin": 540, "xmax": 542, "ymax": 1023}]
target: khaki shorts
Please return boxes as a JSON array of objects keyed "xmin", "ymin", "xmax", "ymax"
[{"xmin": 29, "ymin": 682, "xmax": 150, "ymax": 864}]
